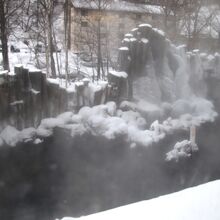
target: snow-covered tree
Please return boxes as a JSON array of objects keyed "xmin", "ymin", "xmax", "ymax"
[
  {"xmin": 74, "ymin": 0, "xmax": 112, "ymax": 79},
  {"xmin": 0, "ymin": 0, "xmax": 25, "ymax": 71},
  {"xmin": 180, "ymin": 0, "xmax": 217, "ymax": 50}
]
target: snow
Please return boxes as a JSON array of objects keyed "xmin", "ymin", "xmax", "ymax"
[
  {"xmin": 78, "ymin": 105, "xmax": 128, "ymax": 139},
  {"xmin": 106, "ymin": 102, "xmax": 117, "ymax": 116},
  {"xmin": 153, "ymin": 28, "xmax": 165, "ymax": 36},
  {"xmin": 6, "ymin": 44, "xmax": 99, "ymax": 79},
  {"xmin": 130, "ymin": 37, "xmax": 137, "ymax": 42},
  {"xmin": 0, "ymin": 126, "xmax": 21, "ymax": 147},
  {"xmin": 119, "ymin": 101, "xmax": 137, "ymax": 111},
  {"xmin": 70, "ymin": 124, "xmax": 87, "ymax": 138},
  {"xmin": 60, "ymin": 180, "xmax": 220, "ymax": 220},
  {"xmin": 0, "ymin": 126, "xmax": 38, "ymax": 146},
  {"xmin": 72, "ymin": 0, "xmax": 163, "ymax": 15},
  {"xmin": 57, "ymin": 112, "xmax": 75, "ymax": 124},
  {"xmin": 119, "ymin": 47, "xmax": 129, "ymax": 51},
  {"xmin": 67, "ymin": 99, "xmax": 215, "ymax": 146},
  {"xmin": 166, "ymin": 140, "xmax": 198, "ymax": 162},
  {"xmin": 125, "ymin": 33, "xmax": 133, "ymax": 38},
  {"xmin": 139, "ymin": 23, "xmax": 152, "ymax": 28},
  {"xmin": 109, "ymin": 70, "xmax": 128, "ymax": 78},
  {"xmin": 0, "ymin": 95, "xmax": 217, "ymax": 147},
  {"xmin": 118, "ymin": 110, "xmax": 147, "ymax": 129},
  {"xmin": 19, "ymin": 127, "xmax": 37, "ymax": 143},
  {"xmin": 192, "ymin": 98, "xmax": 217, "ymax": 122},
  {"xmin": 123, "ymin": 38, "xmax": 130, "ymax": 42},
  {"xmin": 39, "ymin": 118, "xmax": 66, "ymax": 129},
  {"xmin": 36, "ymin": 116, "xmax": 69, "ymax": 138},
  {"xmin": 141, "ymin": 38, "xmax": 149, "ymax": 44},
  {"xmin": 30, "ymin": 88, "xmax": 40, "ymax": 95},
  {"xmin": 33, "ymin": 138, "xmax": 43, "ymax": 145},
  {"xmin": 45, "ymin": 77, "xmax": 107, "ymax": 106},
  {"xmin": 47, "ymin": 78, "xmax": 60, "ymax": 85},
  {"xmin": 131, "ymin": 28, "xmax": 138, "ymax": 32},
  {"xmin": 0, "ymin": 70, "xmax": 8, "ymax": 75},
  {"xmin": 10, "ymin": 100, "xmax": 24, "ymax": 106},
  {"xmin": 36, "ymin": 127, "xmax": 53, "ymax": 138}
]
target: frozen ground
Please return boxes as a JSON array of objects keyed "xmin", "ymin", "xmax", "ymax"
[
  {"xmin": 61, "ymin": 180, "xmax": 220, "ymax": 220},
  {"xmin": 6, "ymin": 47, "xmax": 97, "ymax": 79}
]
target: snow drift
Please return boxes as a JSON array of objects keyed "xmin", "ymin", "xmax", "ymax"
[{"xmin": 60, "ymin": 180, "xmax": 220, "ymax": 220}]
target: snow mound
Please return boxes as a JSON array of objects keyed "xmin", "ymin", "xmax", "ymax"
[
  {"xmin": 19, "ymin": 127, "xmax": 37, "ymax": 143},
  {"xmin": 2, "ymin": 96, "xmax": 217, "ymax": 147},
  {"xmin": 166, "ymin": 140, "xmax": 198, "ymax": 162},
  {"xmin": 57, "ymin": 112, "xmax": 75, "ymax": 124},
  {"xmin": 0, "ymin": 126, "xmax": 38, "ymax": 146},
  {"xmin": 0, "ymin": 126, "xmax": 20, "ymax": 147},
  {"xmin": 60, "ymin": 180, "xmax": 220, "ymax": 220}
]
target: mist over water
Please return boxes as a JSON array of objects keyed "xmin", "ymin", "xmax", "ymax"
[{"xmin": 0, "ymin": 120, "xmax": 220, "ymax": 220}]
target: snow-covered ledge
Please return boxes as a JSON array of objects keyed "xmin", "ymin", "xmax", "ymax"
[{"xmin": 60, "ymin": 180, "xmax": 220, "ymax": 220}]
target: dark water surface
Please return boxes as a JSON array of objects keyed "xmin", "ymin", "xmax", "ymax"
[{"xmin": 0, "ymin": 119, "xmax": 220, "ymax": 220}]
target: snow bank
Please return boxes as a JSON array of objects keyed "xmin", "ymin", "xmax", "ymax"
[
  {"xmin": 60, "ymin": 180, "xmax": 220, "ymax": 220},
  {"xmin": 0, "ymin": 97, "xmax": 217, "ymax": 148}
]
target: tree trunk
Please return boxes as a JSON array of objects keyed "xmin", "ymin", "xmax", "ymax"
[
  {"xmin": 49, "ymin": 28, "xmax": 56, "ymax": 77},
  {"xmin": 0, "ymin": 1, "xmax": 10, "ymax": 71},
  {"xmin": 97, "ymin": 18, "xmax": 101, "ymax": 79},
  {"xmin": 64, "ymin": 0, "xmax": 70, "ymax": 88},
  {"xmin": 47, "ymin": 10, "xmax": 56, "ymax": 78}
]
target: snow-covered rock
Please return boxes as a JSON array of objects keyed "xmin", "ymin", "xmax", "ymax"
[
  {"xmin": 0, "ymin": 126, "xmax": 20, "ymax": 147},
  {"xmin": 19, "ymin": 127, "xmax": 37, "ymax": 143},
  {"xmin": 38, "ymin": 118, "xmax": 65, "ymax": 130},
  {"xmin": 166, "ymin": 140, "xmax": 198, "ymax": 162},
  {"xmin": 1, "ymin": 94, "xmax": 217, "ymax": 148},
  {"xmin": 60, "ymin": 180, "xmax": 220, "ymax": 220},
  {"xmin": 120, "ymin": 110, "xmax": 147, "ymax": 129},
  {"xmin": 57, "ymin": 112, "xmax": 75, "ymax": 124}
]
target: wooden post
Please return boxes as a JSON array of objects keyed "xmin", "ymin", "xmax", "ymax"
[{"xmin": 190, "ymin": 125, "xmax": 196, "ymax": 145}]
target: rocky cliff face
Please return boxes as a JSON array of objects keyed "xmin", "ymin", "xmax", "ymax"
[{"xmin": 117, "ymin": 23, "xmax": 220, "ymax": 107}]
